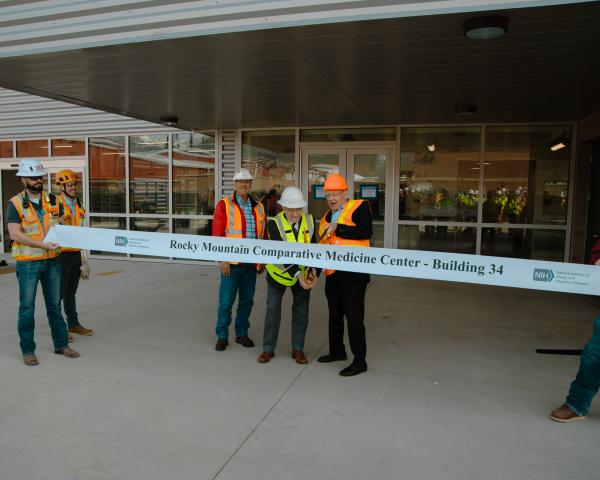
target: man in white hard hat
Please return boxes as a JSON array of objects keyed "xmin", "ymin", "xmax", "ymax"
[
  {"xmin": 258, "ymin": 186, "xmax": 318, "ymax": 364},
  {"xmin": 211, "ymin": 168, "xmax": 266, "ymax": 351},
  {"xmin": 6, "ymin": 159, "xmax": 80, "ymax": 365}
]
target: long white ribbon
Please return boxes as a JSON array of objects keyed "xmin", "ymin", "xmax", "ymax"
[{"xmin": 45, "ymin": 225, "xmax": 600, "ymax": 296}]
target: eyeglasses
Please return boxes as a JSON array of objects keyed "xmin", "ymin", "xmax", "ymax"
[{"xmin": 325, "ymin": 191, "xmax": 345, "ymax": 199}]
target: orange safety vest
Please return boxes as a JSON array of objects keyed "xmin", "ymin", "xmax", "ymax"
[
  {"xmin": 57, "ymin": 193, "xmax": 85, "ymax": 252},
  {"xmin": 222, "ymin": 195, "xmax": 266, "ymax": 266},
  {"xmin": 10, "ymin": 191, "xmax": 61, "ymax": 262},
  {"xmin": 318, "ymin": 199, "xmax": 370, "ymax": 276}
]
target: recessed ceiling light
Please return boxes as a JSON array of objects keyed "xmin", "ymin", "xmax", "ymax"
[
  {"xmin": 427, "ymin": 144, "xmax": 435, "ymax": 152},
  {"xmin": 463, "ymin": 15, "xmax": 508, "ymax": 40},
  {"xmin": 550, "ymin": 135, "xmax": 569, "ymax": 152}
]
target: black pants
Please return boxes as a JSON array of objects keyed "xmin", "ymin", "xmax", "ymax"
[
  {"xmin": 59, "ymin": 251, "xmax": 82, "ymax": 328},
  {"xmin": 325, "ymin": 273, "xmax": 368, "ymax": 367}
]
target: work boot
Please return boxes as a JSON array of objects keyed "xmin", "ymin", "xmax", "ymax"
[
  {"xmin": 54, "ymin": 346, "xmax": 80, "ymax": 358},
  {"xmin": 69, "ymin": 325, "xmax": 94, "ymax": 336},
  {"xmin": 215, "ymin": 339, "xmax": 228, "ymax": 351},
  {"xmin": 258, "ymin": 352, "xmax": 275, "ymax": 363},
  {"xmin": 23, "ymin": 354, "xmax": 39, "ymax": 366},
  {"xmin": 235, "ymin": 336, "xmax": 255, "ymax": 348},
  {"xmin": 292, "ymin": 351, "xmax": 308, "ymax": 364},
  {"xmin": 550, "ymin": 404, "xmax": 585, "ymax": 423}
]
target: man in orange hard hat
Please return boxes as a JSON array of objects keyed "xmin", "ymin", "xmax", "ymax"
[
  {"xmin": 317, "ymin": 173, "xmax": 372, "ymax": 376},
  {"xmin": 56, "ymin": 169, "xmax": 94, "ymax": 337}
]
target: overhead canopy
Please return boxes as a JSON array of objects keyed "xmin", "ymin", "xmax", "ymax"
[{"xmin": 0, "ymin": 1, "xmax": 598, "ymax": 129}]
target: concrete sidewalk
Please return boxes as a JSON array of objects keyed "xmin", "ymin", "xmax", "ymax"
[{"xmin": 0, "ymin": 259, "xmax": 598, "ymax": 480}]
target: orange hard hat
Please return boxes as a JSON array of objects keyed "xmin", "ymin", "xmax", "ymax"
[
  {"xmin": 323, "ymin": 173, "xmax": 348, "ymax": 191},
  {"xmin": 56, "ymin": 169, "xmax": 78, "ymax": 185}
]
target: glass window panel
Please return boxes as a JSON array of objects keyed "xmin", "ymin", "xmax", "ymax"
[
  {"xmin": 481, "ymin": 227, "xmax": 565, "ymax": 261},
  {"xmin": 173, "ymin": 133, "xmax": 215, "ymax": 215},
  {"xmin": 307, "ymin": 153, "xmax": 340, "ymax": 221},
  {"xmin": 173, "ymin": 218, "xmax": 212, "ymax": 236},
  {"xmin": 353, "ymin": 152, "xmax": 387, "ymax": 247},
  {"xmin": 131, "ymin": 218, "xmax": 169, "ymax": 258},
  {"xmin": 90, "ymin": 216, "xmax": 126, "ymax": 256},
  {"xmin": 51, "ymin": 138, "xmax": 85, "ymax": 156},
  {"xmin": 399, "ymin": 127, "xmax": 480, "ymax": 222},
  {"xmin": 398, "ymin": 225, "xmax": 476, "ymax": 254},
  {"xmin": 242, "ymin": 130, "xmax": 295, "ymax": 204},
  {"xmin": 484, "ymin": 126, "xmax": 571, "ymax": 225},
  {"xmin": 17, "ymin": 139, "xmax": 48, "ymax": 157},
  {"xmin": 300, "ymin": 127, "xmax": 396, "ymax": 142},
  {"xmin": 130, "ymin": 135, "xmax": 169, "ymax": 214},
  {"xmin": 89, "ymin": 137, "xmax": 126, "ymax": 213},
  {"xmin": 0, "ymin": 141, "xmax": 13, "ymax": 158}
]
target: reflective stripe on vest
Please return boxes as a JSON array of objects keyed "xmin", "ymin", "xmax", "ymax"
[
  {"xmin": 318, "ymin": 199, "xmax": 370, "ymax": 276},
  {"xmin": 58, "ymin": 193, "xmax": 85, "ymax": 252},
  {"xmin": 266, "ymin": 211, "xmax": 315, "ymax": 286},
  {"xmin": 10, "ymin": 191, "xmax": 60, "ymax": 261},
  {"xmin": 222, "ymin": 195, "xmax": 266, "ymax": 267}
]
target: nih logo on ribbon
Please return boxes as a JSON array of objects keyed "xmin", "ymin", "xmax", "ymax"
[
  {"xmin": 533, "ymin": 268, "xmax": 554, "ymax": 282},
  {"xmin": 114, "ymin": 236, "xmax": 129, "ymax": 247}
]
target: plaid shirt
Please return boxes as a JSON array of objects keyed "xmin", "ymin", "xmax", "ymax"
[{"xmin": 235, "ymin": 193, "xmax": 256, "ymax": 239}]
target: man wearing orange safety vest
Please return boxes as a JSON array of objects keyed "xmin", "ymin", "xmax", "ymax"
[
  {"xmin": 317, "ymin": 173, "xmax": 372, "ymax": 376},
  {"xmin": 212, "ymin": 168, "xmax": 266, "ymax": 351},
  {"xmin": 56, "ymin": 169, "xmax": 94, "ymax": 337},
  {"xmin": 6, "ymin": 159, "xmax": 80, "ymax": 366}
]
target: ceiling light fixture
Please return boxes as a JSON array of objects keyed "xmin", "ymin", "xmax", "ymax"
[
  {"xmin": 463, "ymin": 15, "xmax": 508, "ymax": 40},
  {"xmin": 159, "ymin": 115, "xmax": 178, "ymax": 127},
  {"xmin": 455, "ymin": 104, "xmax": 477, "ymax": 116},
  {"xmin": 550, "ymin": 136, "xmax": 569, "ymax": 152},
  {"xmin": 427, "ymin": 144, "xmax": 436, "ymax": 152}
]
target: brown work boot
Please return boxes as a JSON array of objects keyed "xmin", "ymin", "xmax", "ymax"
[
  {"xmin": 69, "ymin": 325, "xmax": 93, "ymax": 336},
  {"xmin": 54, "ymin": 346, "xmax": 80, "ymax": 358},
  {"xmin": 550, "ymin": 404, "xmax": 585, "ymax": 423},
  {"xmin": 292, "ymin": 351, "xmax": 308, "ymax": 364},
  {"xmin": 258, "ymin": 352, "xmax": 275, "ymax": 363},
  {"xmin": 23, "ymin": 354, "xmax": 39, "ymax": 366}
]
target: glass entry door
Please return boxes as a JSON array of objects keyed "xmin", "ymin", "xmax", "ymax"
[
  {"xmin": 1, "ymin": 167, "xmax": 22, "ymax": 253},
  {"xmin": 301, "ymin": 147, "xmax": 393, "ymax": 247}
]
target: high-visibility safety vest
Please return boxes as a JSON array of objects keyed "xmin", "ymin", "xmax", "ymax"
[
  {"xmin": 222, "ymin": 194, "xmax": 266, "ymax": 266},
  {"xmin": 57, "ymin": 193, "xmax": 85, "ymax": 252},
  {"xmin": 266, "ymin": 211, "xmax": 315, "ymax": 287},
  {"xmin": 10, "ymin": 191, "xmax": 61, "ymax": 261},
  {"xmin": 318, "ymin": 199, "xmax": 370, "ymax": 276}
]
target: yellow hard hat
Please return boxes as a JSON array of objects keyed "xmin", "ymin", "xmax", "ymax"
[{"xmin": 56, "ymin": 169, "xmax": 78, "ymax": 185}]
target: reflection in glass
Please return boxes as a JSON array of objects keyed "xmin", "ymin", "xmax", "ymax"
[
  {"xmin": 481, "ymin": 228, "xmax": 565, "ymax": 261},
  {"xmin": 0, "ymin": 141, "xmax": 14, "ymax": 158},
  {"xmin": 173, "ymin": 218, "xmax": 212, "ymax": 236},
  {"xmin": 398, "ymin": 225, "xmax": 476, "ymax": 254},
  {"xmin": 90, "ymin": 216, "xmax": 126, "ymax": 256},
  {"xmin": 89, "ymin": 137, "xmax": 126, "ymax": 213},
  {"xmin": 484, "ymin": 126, "xmax": 570, "ymax": 225},
  {"xmin": 129, "ymin": 135, "xmax": 169, "ymax": 214},
  {"xmin": 16, "ymin": 139, "xmax": 48, "ymax": 157},
  {"xmin": 242, "ymin": 130, "xmax": 295, "ymax": 202},
  {"xmin": 300, "ymin": 127, "xmax": 396, "ymax": 142},
  {"xmin": 173, "ymin": 133, "xmax": 215, "ymax": 215},
  {"xmin": 51, "ymin": 138, "xmax": 85, "ymax": 156},
  {"xmin": 353, "ymin": 153, "xmax": 386, "ymax": 247},
  {"xmin": 399, "ymin": 127, "xmax": 480, "ymax": 222},
  {"xmin": 307, "ymin": 153, "xmax": 339, "ymax": 221}
]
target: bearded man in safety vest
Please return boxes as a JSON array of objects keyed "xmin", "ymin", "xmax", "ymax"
[
  {"xmin": 258, "ymin": 187, "xmax": 319, "ymax": 365},
  {"xmin": 56, "ymin": 169, "xmax": 93, "ymax": 337},
  {"xmin": 212, "ymin": 168, "xmax": 266, "ymax": 351},
  {"xmin": 317, "ymin": 173, "xmax": 372, "ymax": 376},
  {"xmin": 6, "ymin": 159, "xmax": 80, "ymax": 366}
]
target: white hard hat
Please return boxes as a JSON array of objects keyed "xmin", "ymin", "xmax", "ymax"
[
  {"xmin": 233, "ymin": 168, "xmax": 254, "ymax": 181},
  {"xmin": 16, "ymin": 158, "xmax": 46, "ymax": 177},
  {"xmin": 278, "ymin": 186, "xmax": 307, "ymax": 208}
]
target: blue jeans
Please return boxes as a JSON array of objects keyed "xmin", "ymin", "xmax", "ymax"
[
  {"xmin": 263, "ymin": 281, "xmax": 310, "ymax": 353},
  {"xmin": 566, "ymin": 316, "xmax": 600, "ymax": 416},
  {"xmin": 16, "ymin": 257, "xmax": 69, "ymax": 355},
  {"xmin": 216, "ymin": 264, "xmax": 257, "ymax": 340}
]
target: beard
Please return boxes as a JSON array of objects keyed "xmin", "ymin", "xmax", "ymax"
[{"xmin": 27, "ymin": 182, "xmax": 43, "ymax": 193}]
